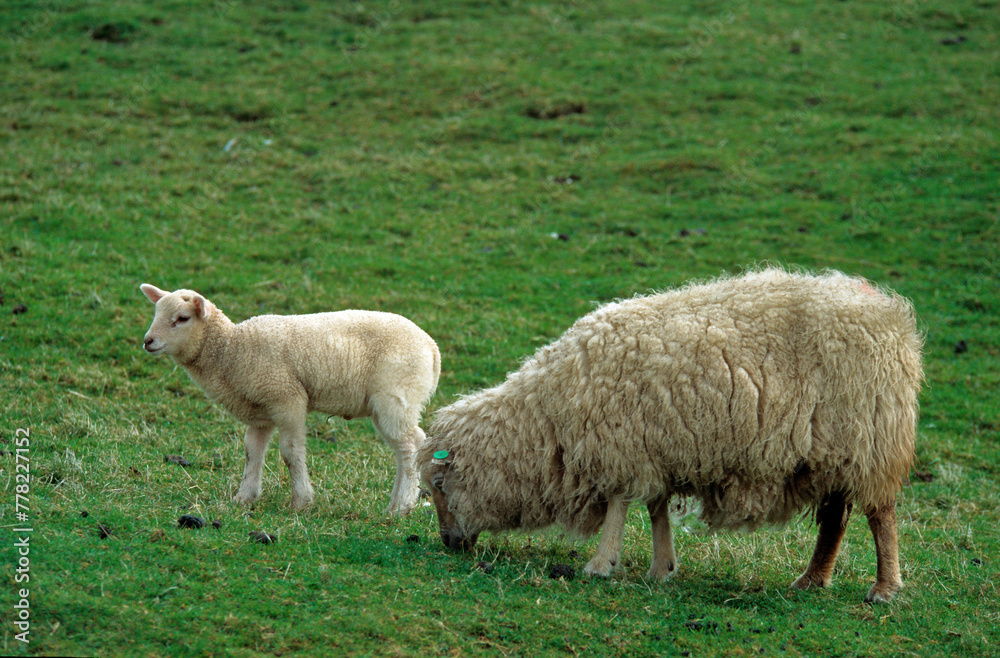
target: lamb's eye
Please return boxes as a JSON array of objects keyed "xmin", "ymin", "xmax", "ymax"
[{"xmin": 173, "ymin": 315, "xmax": 190, "ymax": 327}]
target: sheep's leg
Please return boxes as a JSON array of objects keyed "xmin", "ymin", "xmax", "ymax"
[
  {"xmin": 274, "ymin": 404, "xmax": 315, "ymax": 511},
  {"xmin": 584, "ymin": 495, "xmax": 630, "ymax": 577},
  {"xmin": 646, "ymin": 498, "xmax": 677, "ymax": 580},
  {"xmin": 791, "ymin": 492, "xmax": 850, "ymax": 590},
  {"xmin": 234, "ymin": 424, "xmax": 273, "ymax": 505},
  {"xmin": 864, "ymin": 497, "xmax": 903, "ymax": 603},
  {"xmin": 371, "ymin": 394, "xmax": 423, "ymax": 516}
]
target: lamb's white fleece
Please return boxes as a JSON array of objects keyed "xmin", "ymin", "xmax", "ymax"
[{"xmin": 141, "ymin": 284, "xmax": 439, "ymax": 514}]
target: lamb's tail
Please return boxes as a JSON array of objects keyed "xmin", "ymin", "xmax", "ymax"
[{"xmin": 429, "ymin": 341, "xmax": 442, "ymax": 400}]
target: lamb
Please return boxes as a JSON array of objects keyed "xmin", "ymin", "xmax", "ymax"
[
  {"xmin": 420, "ymin": 268, "xmax": 922, "ymax": 603},
  {"xmin": 140, "ymin": 284, "xmax": 440, "ymax": 515}
]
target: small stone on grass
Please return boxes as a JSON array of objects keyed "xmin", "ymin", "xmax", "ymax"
[
  {"xmin": 250, "ymin": 531, "xmax": 277, "ymax": 544},
  {"xmin": 178, "ymin": 515, "xmax": 205, "ymax": 529},
  {"xmin": 549, "ymin": 564, "xmax": 574, "ymax": 580}
]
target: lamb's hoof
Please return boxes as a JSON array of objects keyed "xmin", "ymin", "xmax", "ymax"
[
  {"xmin": 385, "ymin": 502, "xmax": 415, "ymax": 517},
  {"xmin": 289, "ymin": 495, "xmax": 314, "ymax": 512},
  {"xmin": 233, "ymin": 491, "xmax": 259, "ymax": 506},
  {"xmin": 583, "ymin": 555, "xmax": 616, "ymax": 578},
  {"xmin": 864, "ymin": 580, "xmax": 902, "ymax": 604},
  {"xmin": 646, "ymin": 561, "xmax": 677, "ymax": 580},
  {"xmin": 287, "ymin": 483, "xmax": 315, "ymax": 511},
  {"xmin": 790, "ymin": 571, "xmax": 830, "ymax": 591},
  {"xmin": 385, "ymin": 492, "xmax": 417, "ymax": 516}
]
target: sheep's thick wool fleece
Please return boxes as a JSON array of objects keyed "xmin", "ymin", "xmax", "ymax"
[{"xmin": 428, "ymin": 268, "xmax": 922, "ymax": 536}]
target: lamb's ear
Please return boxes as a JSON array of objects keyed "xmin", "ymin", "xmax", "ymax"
[
  {"xmin": 140, "ymin": 284, "xmax": 167, "ymax": 304},
  {"xmin": 191, "ymin": 293, "xmax": 212, "ymax": 320}
]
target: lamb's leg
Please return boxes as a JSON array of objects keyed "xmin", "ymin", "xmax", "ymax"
[
  {"xmin": 234, "ymin": 424, "xmax": 273, "ymax": 505},
  {"xmin": 390, "ymin": 426, "xmax": 423, "ymax": 515},
  {"xmin": 791, "ymin": 492, "xmax": 850, "ymax": 590},
  {"xmin": 371, "ymin": 394, "xmax": 423, "ymax": 516},
  {"xmin": 274, "ymin": 404, "xmax": 314, "ymax": 511},
  {"xmin": 864, "ymin": 497, "xmax": 903, "ymax": 603},
  {"xmin": 584, "ymin": 495, "xmax": 630, "ymax": 577},
  {"xmin": 646, "ymin": 498, "xmax": 677, "ymax": 580}
]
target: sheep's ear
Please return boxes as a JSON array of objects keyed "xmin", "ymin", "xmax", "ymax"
[
  {"xmin": 191, "ymin": 293, "xmax": 212, "ymax": 320},
  {"xmin": 140, "ymin": 284, "xmax": 167, "ymax": 304}
]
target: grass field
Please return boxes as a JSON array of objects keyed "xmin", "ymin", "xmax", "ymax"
[{"xmin": 2, "ymin": 0, "xmax": 998, "ymax": 655}]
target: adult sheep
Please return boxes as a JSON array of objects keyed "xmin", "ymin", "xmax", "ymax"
[
  {"xmin": 141, "ymin": 284, "xmax": 440, "ymax": 515},
  {"xmin": 420, "ymin": 268, "xmax": 922, "ymax": 603}
]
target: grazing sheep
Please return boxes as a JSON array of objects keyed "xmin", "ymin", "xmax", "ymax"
[
  {"xmin": 420, "ymin": 268, "xmax": 922, "ymax": 603},
  {"xmin": 140, "ymin": 284, "xmax": 440, "ymax": 515}
]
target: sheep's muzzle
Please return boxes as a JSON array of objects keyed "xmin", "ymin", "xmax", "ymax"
[
  {"xmin": 440, "ymin": 527, "xmax": 479, "ymax": 552},
  {"xmin": 430, "ymin": 487, "xmax": 478, "ymax": 551}
]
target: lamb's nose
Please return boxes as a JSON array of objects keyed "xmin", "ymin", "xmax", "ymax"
[{"xmin": 143, "ymin": 337, "xmax": 154, "ymax": 350}]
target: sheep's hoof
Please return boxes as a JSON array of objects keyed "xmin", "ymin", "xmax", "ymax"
[
  {"xmin": 790, "ymin": 571, "xmax": 830, "ymax": 591},
  {"xmin": 864, "ymin": 580, "xmax": 902, "ymax": 604},
  {"xmin": 646, "ymin": 561, "xmax": 677, "ymax": 580},
  {"xmin": 583, "ymin": 555, "xmax": 616, "ymax": 578}
]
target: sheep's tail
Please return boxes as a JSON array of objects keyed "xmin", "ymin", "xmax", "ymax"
[
  {"xmin": 854, "ymin": 302, "xmax": 923, "ymax": 513},
  {"xmin": 861, "ymin": 362, "xmax": 922, "ymax": 514}
]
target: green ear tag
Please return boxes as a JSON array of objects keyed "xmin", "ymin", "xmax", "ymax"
[{"xmin": 433, "ymin": 450, "xmax": 450, "ymax": 460}]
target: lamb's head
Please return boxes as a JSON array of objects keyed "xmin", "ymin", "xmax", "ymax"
[
  {"xmin": 140, "ymin": 284, "xmax": 216, "ymax": 364},
  {"xmin": 421, "ymin": 449, "xmax": 480, "ymax": 552}
]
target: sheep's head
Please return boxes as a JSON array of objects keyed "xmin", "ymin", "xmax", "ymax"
[
  {"xmin": 140, "ymin": 284, "xmax": 214, "ymax": 364},
  {"xmin": 421, "ymin": 449, "xmax": 479, "ymax": 552}
]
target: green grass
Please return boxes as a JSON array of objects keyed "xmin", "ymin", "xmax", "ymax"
[{"xmin": 2, "ymin": 0, "xmax": 998, "ymax": 655}]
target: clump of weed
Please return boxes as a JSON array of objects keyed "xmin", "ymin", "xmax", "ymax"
[
  {"xmin": 38, "ymin": 449, "xmax": 86, "ymax": 492},
  {"xmin": 91, "ymin": 21, "xmax": 139, "ymax": 43},
  {"xmin": 937, "ymin": 462, "xmax": 966, "ymax": 486}
]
